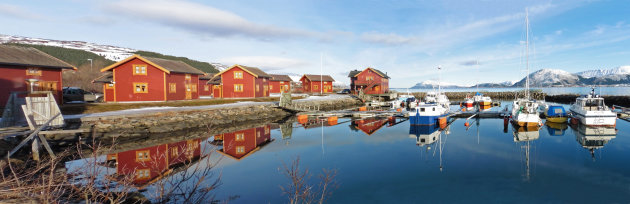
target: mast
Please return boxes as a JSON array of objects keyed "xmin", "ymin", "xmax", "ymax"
[
  {"xmin": 320, "ymin": 53, "xmax": 323, "ymax": 95},
  {"xmin": 438, "ymin": 66, "xmax": 442, "ymax": 94},
  {"xmin": 476, "ymin": 60, "xmax": 479, "ymax": 93},
  {"xmin": 525, "ymin": 8, "xmax": 530, "ymax": 100}
]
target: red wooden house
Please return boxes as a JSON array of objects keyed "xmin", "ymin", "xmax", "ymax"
[
  {"xmin": 97, "ymin": 55, "xmax": 205, "ymax": 102},
  {"xmin": 299, "ymin": 74, "xmax": 335, "ymax": 94},
  {"xmin": 198, "ymin": 74, "xmax": 213, "ymax": 97},
  {"xmin": 0, "ymin": 45, "xmax": 75, "ymax": 107},
  {"xmin": 349, "ymin": 67, "xmax": 390, "ymax": 95},
  {"xmin": 213, "ymin": 125, "xmax": 273, "ymax": 161},
  {"xmin": 213, "ymin": 65, "xmax": 271, "ymax": 98},
  {"xmin": 106, "ymin": 139, "xmax": 201, "ymax": 187},
  {"xmin": 268, "ymin": 74, "xmax": 292, "ymax": 94},
  {"xmin": 207, "ymin": 76, "xmax": 222, "ymax": 98}
]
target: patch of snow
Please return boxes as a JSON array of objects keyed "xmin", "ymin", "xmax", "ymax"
[{"xmin": 577, "ymin": 66, "xmax": 630, "ymax": 78}]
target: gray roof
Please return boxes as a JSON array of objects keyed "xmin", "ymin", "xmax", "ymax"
[
  {"xmin": 302, "ymin": 74, "xmax": 335, "ymax": 82},
  {"xmin": 0, "ymin": 45, "xmax": 75, "ymax": 69},
  {"xmin": 238, "ymin": 65, "xmax": 271, "ymax": 78},
  {"xmin": 269, "ymin": 74, "xmax": 292, "ymax": 81},
  {"xmin": 207, "ymin": 76, "xmax": 221, "ymax": 85},
  {"xmin": 348, "ymin": 70, "xmax": 361, "ymax": 77},
  {"xmin": 200, "ymin": 74, "xmax": 213, "ymax": 80},
  {"xmin": 349, "ymin": 68, "xmax": 389, "ymax": 79},
  {"xmin": 92, "ymin": 72, "xmax": 113, "ymax": 83},
  {"xmin": 142, "ymin": 56, "xmax": 205, "ymax": 75}
]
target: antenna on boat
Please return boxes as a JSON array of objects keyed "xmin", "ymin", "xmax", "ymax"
[{"xmin": 525, "ymin": 8, "xmax": 530, "ymax": 100}]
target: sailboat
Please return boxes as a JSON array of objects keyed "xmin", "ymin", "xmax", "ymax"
[
  {"xmin": 511, "ymin": 9, "xmax": 542, "ymax": 127},
  {"xmin": 472, "ymin": 60, "xmax": 492, "ymax": 109}
]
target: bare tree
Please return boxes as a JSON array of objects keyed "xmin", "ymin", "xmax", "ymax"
[{"xmin": 280, "ymin": 157, "xmax": 338, "ymax": 204}]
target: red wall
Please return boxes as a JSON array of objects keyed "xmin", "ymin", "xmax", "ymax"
[
  {"xmin": 0, "ymin": 65, "xmax": 64, "ymax": 107},
  {"xmin": 301, "ymin": 77, "xmax": 333, "ymax": 93},
  {"xmin": 109, "ymin": 58, "xmax": 166, "ymax": 102},
  {"xmin": 212, "ymin": 85, "xmax": 222, "ymax": 98},
  {"xmin": 254, "ymin": 78, "xmax": 269, "ymax": 97},
  {"xmin": 352, "ymin": 69, "xmax": 389, "ymax": 94},
  {"xmin": 269, "ymin": 80, "xmax": 291, "ymax": 93},
  {"xmin": 166, "ymin": 73, "xmax": 199, "ymax": 100},
  {"xmin": 220, "ymin": 67, "xmax": 255, "ymax": 98},
  {"xmin": 199, "ymin": 79, "xmax": 212, "ymax": 97}
]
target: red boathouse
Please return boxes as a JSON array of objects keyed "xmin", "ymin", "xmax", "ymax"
[
  {"xmin": 349, "ymin": 67, "xmax": 390, "ymax": 95},
  {"xmin": 299, "ymin": 74, "xmax": 335, "ymax": 94},
  {"xmin": 0, "ymin": 45, "xmax": 75, "ymax": 107},
  {"xmin": 213, "ymin": 65, "xmax": 271, "ymax": 98},
  {"xmin": 269, "ymin": 74, "xmax": 293, "ymax": 93},
  {"xmin": 97, "ymin": 55, "xmax": 205, "ymax": 102}
]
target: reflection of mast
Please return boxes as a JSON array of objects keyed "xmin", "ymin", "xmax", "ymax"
[
  {"xmin": 439, "ymin": 131, "xmax": 443, "ymax": 172},
  {"xmin": 321, "ymin": 119, "xmax": 325, "ymax": 156},
  {"xmin": 513, "ymin": 125, "xmax": 539, "ymax": 182},
  {"xmin": 523, "ymin": 140, "xmax": 531, "ymax": 181}
]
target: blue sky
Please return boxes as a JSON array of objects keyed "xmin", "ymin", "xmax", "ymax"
[{"xmin": 1, "ymin": 0, "xmax": 629, "ymax": 87}]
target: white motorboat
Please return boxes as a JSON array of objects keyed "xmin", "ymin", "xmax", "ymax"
[
  {"xmin": 569, "ymin": 88, "xmax": 617, "ymax": 127},
  {"xmin": 511, "ymin": 9, "xmax": 542, "ymax": 127},
  {"xmin": 410, "ymin": 66, "xmax": 451, "ymax": 126}
]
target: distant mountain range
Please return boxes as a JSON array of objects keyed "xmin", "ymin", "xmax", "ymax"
[{"xmin": 411, "ymin": 67, "xmax": 630, "ymax": 89}]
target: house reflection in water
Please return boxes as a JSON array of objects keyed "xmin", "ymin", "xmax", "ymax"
[
  {"xmin": 350, "ymin": 117, "xmax": 397, "ymax": 136},
  {"xmin": 570, "ymin": 123, "xmax": 617, "ymax": 160},
  {"xmin": 106, "ymin": 139, "xmax": 202, "ymax": 188},
  {"xmin": 212, "ymin": 125, "xmax": 274, "ymax": 161}
]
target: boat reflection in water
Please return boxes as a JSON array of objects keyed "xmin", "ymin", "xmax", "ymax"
[
  {"xmin": 105, "ymin": 139, "xmax": 203, "ymax": 188},
  {"xmin": 570, "ymin": 122, "xmax": 617, "ymax": 160},
  {"xmin": 512, "ymin": 125, "xmax": 540, "ymax": 181},
  {"xmin": 212, "ymin": 125, "xmax": 274, "ymax": 161},
  {"xmin": 409, "ymin": 124, "xmax": 450, "ymax": 172},
  {"xmin": 545, "ymin": 122, "xmax": 568, "ymax": 136}
]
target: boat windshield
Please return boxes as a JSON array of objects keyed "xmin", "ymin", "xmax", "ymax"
[{"xmin": 584, "ymin": 99, "xmax": 604, "ymax": 107}]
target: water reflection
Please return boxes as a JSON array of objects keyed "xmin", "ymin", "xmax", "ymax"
[
  {"xmin": 212, "ymin": 125, "xmax": 273, "ymax": 161},
  {"xmin": 409, "ymin": 124, "xmax": 450, "ymax": 172},
  {"xmin": 350, "ymin": 117, "xmax": 395, "ymax": 136},
  {"xmin": 545, "ymin": 122, "xmax": 568, "ymax": 136},
  {"xmin": 570, "ymin": 123, "xmax": 618, "ymax": 160},
  {"xmin": 512, "ymin": 125, "xmax": 540, "ymax": 181},
  {"xmin": 105, "ymin": 139, "xmax": 202, "ymax": 188}
]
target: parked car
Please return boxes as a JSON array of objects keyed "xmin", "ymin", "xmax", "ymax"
[
  {"xmin": 337, "ymin": 89, "xmax": 351, "ymax": 94},
  {"xmin": 62, "ymin": 87, "xmax": 103, "ymax": 103}
]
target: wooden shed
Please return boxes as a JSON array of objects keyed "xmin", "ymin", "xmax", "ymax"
[
  {"xmin": 269, "ymin": 74, "xmax": 293, "ymax": 93},
  {"xmin": 299, "ymin": 74, "xmax": 335, "ymax": 94},
  {"xmin": 213, "ymin": 65, "xmax": 271, "ymax": 98}
]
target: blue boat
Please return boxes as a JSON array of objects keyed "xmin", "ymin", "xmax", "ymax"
[{"xmin": 409, "ymin": 102, "xmax": 449, "ymax": 126}]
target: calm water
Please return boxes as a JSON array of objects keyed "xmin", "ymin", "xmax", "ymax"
[
  {"xmin": 392, "ymin": 86, "xmax": 630, "ymax": 96},
  {"xmin": 67, "ymin": 104, "xmax": 630, "ymax": 203}
]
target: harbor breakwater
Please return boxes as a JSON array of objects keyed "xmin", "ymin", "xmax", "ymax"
[
  {"xmin": 55, "ymin": 96, "xmax": 363, "ymax": 145},
  {"xmin": 545, "ymin": 94, "xmax": 630, "ymax": 107},
  {"xmin": 411, "ymin": 91, "xmax": 546, "ymax": 101}
]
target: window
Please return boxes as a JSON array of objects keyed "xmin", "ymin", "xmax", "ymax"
[
  {"xmin": 169, "ymin": 83, "xmax": 176, "ymax": 93},
  {"xmin": 234, "ymin": 71, "xmax": 243, "ymax": 79},
  {"xmin": 265, "ymin": 126, "xmax": 270, "ymax": 134},
  {"xmin": 256, "ymin": 85, "xmax": 260, "ymax": 92},
  {"xmin": 106, "ymin": 83, "xmax": 114, "ymax": 89},
  {"xmin": 185, "ymin": 74, "xmax": 191, "ymax": 80},
  {"xmin": 136, "ymin": 150, "xmax": 150, "ymax": 162},
  {"xmin": 235, "ymin": 133, "xmax": 244, "ymax": 141},
  {"xmin": 135, "ymin": 169, "xmax": 150, "ymax": 180},
  {"xmin": 133, "ymin": 83, "xmax": 148, "ymax": 93},
  {"xmin": 366, "ymin": 76, "xmax": 374, "ymax": 81},
  {"xmin": 280, "ymin": 81, "xmax": 284, "ymax": 84},
  {"xmin": 236, "ymin": 146, "xmax": 245, "ymax": 154},
  {"xmin": 234, "ymin": 84, "xmax": 243, "ymax": 92},
  {"xmin": 420, "ymin": 108, "xmax": 425, "ymax": 112},
  {"xmin": 31, "ymin": 81, "xmax": 58, "ymax": 92},
  {"xmin": 133, "ymin": 64, "xmax": 147, "ymax": 75},
  {"xmin": 204, "ymin": 85, "xmax": 209, "ymax": 91},
  {"xmin": 171, "ymin": 148, "xmax": 179, "ymax": 157},
  {"xmin": 192, "ymin": 84, "xmax": 197, "ymax": 92},
  {"xmin": 270, "ymin": 85, "xmax": 273, "ymax": 90},
  {"xmin": 314, "ymin": 85, "xmax": 319, "ymax": 90},
  {"xmin": 26, "ymin": 68, "xmax": 42, "ymax": 76}
]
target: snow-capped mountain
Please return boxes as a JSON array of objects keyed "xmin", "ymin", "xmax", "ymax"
[
  {"xmin": 0, "ymin": 34, "xmax": 135, "ymax": 61},
  {"xmin": 512, "ymin": 69, "xmax": 581, "ymax": 87},
  {"xmin": 411, "ymin": 80, "xmax": 467, "ymax": 89},
  {"xmin": 577, "ymin": 66, "xmax": 630, "ymax": 78},
  {"xmin": 210, "ymin": 63, "xmax": 229, "ymax": 71}
]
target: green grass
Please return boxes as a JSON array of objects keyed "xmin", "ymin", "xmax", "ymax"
[{"xmin": 134, "ymin": 51, "xmax": 219, "ymax": 74}]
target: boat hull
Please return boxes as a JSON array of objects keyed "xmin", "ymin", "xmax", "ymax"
[
  {"xmin": 512, "ymin": 113, "xmax": 542, "ymax": 127},
  {"xmin": 546, "ymin": 116, "xmax": 568, "ymax": 123},
  {"xmin": 571, "ymin": 113, "xmax": 616, "ymax": 127},
  {"xmin": 410, "ymin": 114, "xmax": 449, "ymax": 126}
]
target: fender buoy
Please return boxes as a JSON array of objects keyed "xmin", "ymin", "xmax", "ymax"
[{"xmin": 464, "ymin": 122, "xmax": 470, "ymax": 127}]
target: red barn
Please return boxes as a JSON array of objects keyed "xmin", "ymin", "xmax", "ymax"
[
  {"xmin": 106, "ymin": 139, "xmax": 201, "ymax": 187},
  {"xmin": 349, "ymin": 67, "xmax": 390, "ymax": 94},
  {"xmin": 0, "ymin": 45, "xmax": 75, "ymax": 107},
  {"xmin": 198, "ymin": 74, "xmax": 213, "ymax": 98},
  {"xmin": 299, "ymin": 74, "xmax": 335, "ymax": 94},
  {"xmin": 214, "ymin": 125, "xmax": 272, "ymax": 161},
  {"xmin": 269, "ymin": 74, "xmax": 293, "ymax": 94},
  {"xmin": 97, "ymin": 55, "xmax": 205, "ymax": 102},
  {"xmin": 214, "ymin": 65, "xmax": 271, "ymax": 98}
]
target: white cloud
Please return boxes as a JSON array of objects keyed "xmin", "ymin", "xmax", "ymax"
[
  {"xmin": 102, "ymin": 0, "xmax": 319, "ymax": 40},
  {"xmin": 360, "ymin": 32, "xmax": 416, "ymax": 45},
  {"xmin": 217, "ymin": 56, "xmax": 308, "ymax": 70},
  {"xmin": 0, "ymin": 4, "xmax": 42, "ymax": 20}
]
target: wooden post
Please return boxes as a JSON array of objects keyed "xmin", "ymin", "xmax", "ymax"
[{"xmin": 7, "ymin": 113, "xmax": 60, "ymax": 159}]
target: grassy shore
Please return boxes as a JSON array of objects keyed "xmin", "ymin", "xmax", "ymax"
[{"xmin": 60, "ymin": 97, "xmax": 292, "ymax": 115}]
